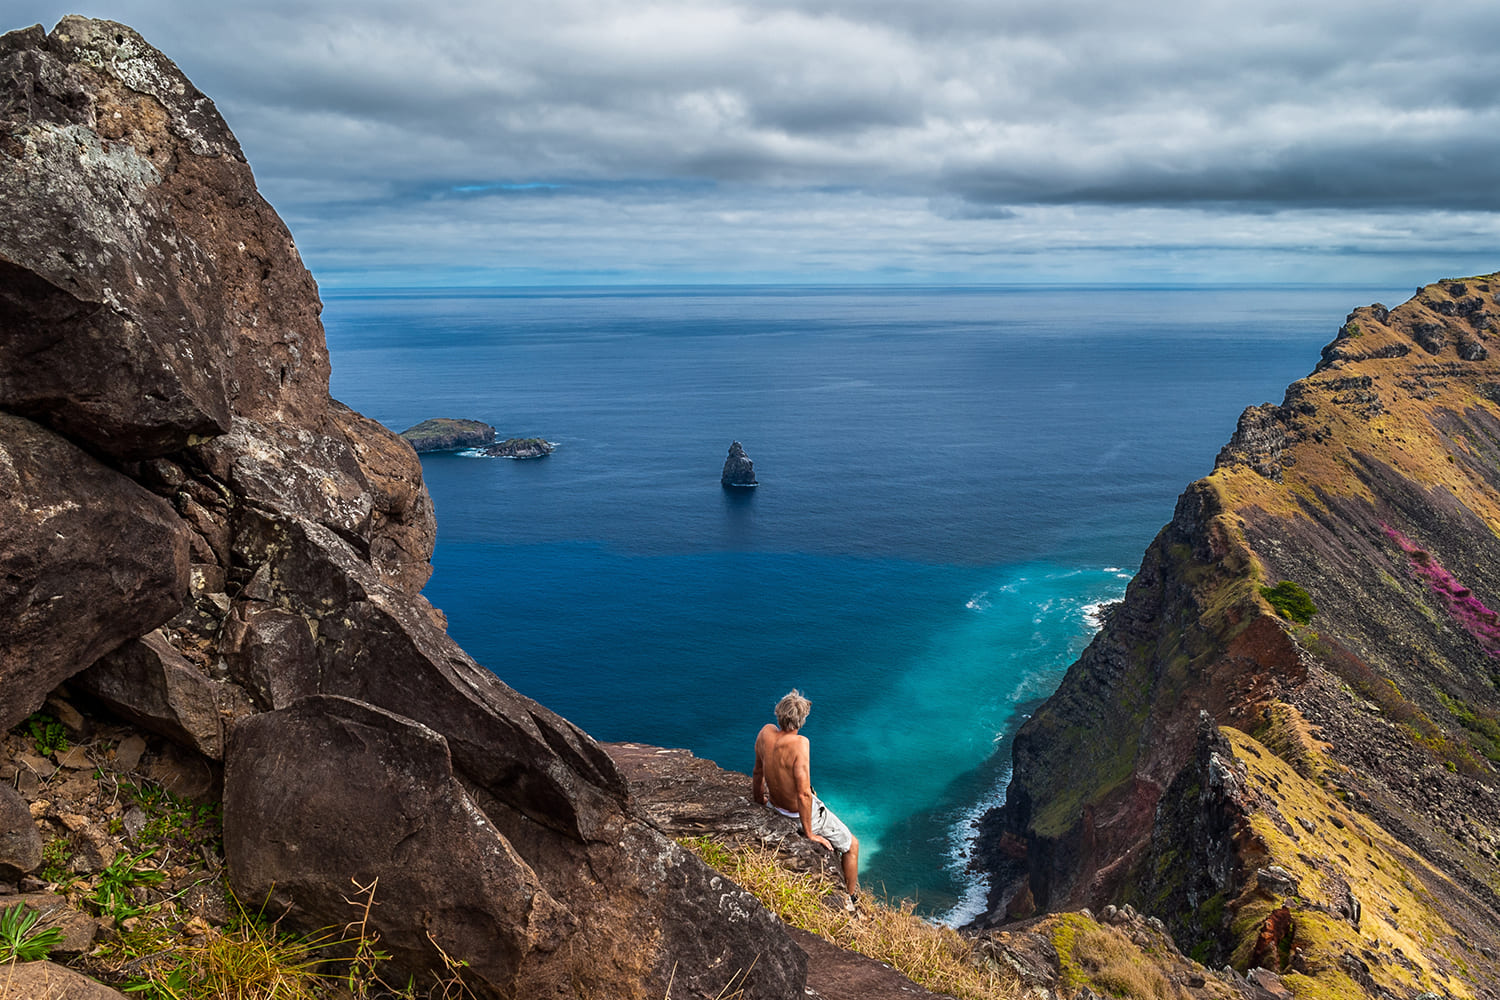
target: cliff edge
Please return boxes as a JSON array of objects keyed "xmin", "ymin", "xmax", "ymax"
[{"xmin": 981, "ymin": 277, "xmax": 1500, "ymax": 997}]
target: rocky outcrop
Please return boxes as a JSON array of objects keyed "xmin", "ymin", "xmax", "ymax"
[
  {"xmin": 981, "ymin": 275, "xmax": 1500, "ymax": 997},
  {"xmin": 722, "ymin": 439, "xmax": 758, "ymax": 487},
  {"xmin": 399, "ymin": 417, "xmax": 496, "ymax": 453},
  {"xmin": 0, "ymin": 17, "xmax": 803, "ymax": 999},
  {"xmin": 482, "ymin": 436, "xmax": 555, "ymax": 458}
]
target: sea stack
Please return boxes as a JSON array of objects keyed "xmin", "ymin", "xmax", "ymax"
[{"xmin": 721, "ymin": 440, "xmax": 758, "ymax": 487}]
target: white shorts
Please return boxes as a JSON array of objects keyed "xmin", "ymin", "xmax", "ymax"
[{"xmin": 770, "ymin": 795, "xmax": 854, "ymax": 853}]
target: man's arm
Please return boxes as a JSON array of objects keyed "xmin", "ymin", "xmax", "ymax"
[
  {"xmin": 794, "ymin": 739, "xmax": 832, "ymax": 850},
  {"xmin": 751, "ymin": 726, "xmax": 768, "ymax": 805}
]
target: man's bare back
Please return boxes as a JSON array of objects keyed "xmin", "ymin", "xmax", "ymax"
[{"xmin": 753, "ymin": 723, "xmax": 820, "ymax": 839}]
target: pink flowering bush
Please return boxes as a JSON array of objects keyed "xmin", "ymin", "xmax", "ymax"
[{"xmin": 1383, "ymin": 525, "xmax": 1500, "ymax": 655}]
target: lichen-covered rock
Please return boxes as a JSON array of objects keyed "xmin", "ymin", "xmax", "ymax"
[
  {"xmin": 0, "ymin": 18, "xmax": 329, "ymax": 459},
  {"xmin": 0, "ymin": 413, "xmax": 190, "ymax": 732}
]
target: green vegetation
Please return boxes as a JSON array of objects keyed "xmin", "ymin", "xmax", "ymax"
[
  {"xmin": 124, "ymin": 779, "xmax": 223, "ymax": 856},
  {"xmin": 24, "ymin": 711, "xmax": 70, "ymax": 756},
  {"xmin": 90, "ymin": 849, "xmax": 167, "ymax": 923},
  {"xmin": 680, "ymin": 836, "xmax": 1017, "ymax": 1000},
  {"xmin": 1437, "ymin": 691, "xmax": 1500, "ymax": 763},
  {"xmin": 0, "ymin": 903, "xmax": 66, "ymax": 963},
  {"xmin": 114, "ymin": 883, "xmax": 473, "ymax": 1000},
  {"xmin": 38, "ymin": 837, "xmax": 74, "ymax": 885},
  {"xmin": 1261, "ymin": 580, "xmax": 1317, "ymax": 624}
]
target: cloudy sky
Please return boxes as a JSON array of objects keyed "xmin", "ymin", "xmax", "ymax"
[{"xmin": 15, "ymin": 0, "xmax": 1500, "ymax": 286}]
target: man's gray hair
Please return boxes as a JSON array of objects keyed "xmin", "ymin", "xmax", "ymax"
[{"xmin": 775, "ymin": 689, "xmax": 811, "ymax": 731}]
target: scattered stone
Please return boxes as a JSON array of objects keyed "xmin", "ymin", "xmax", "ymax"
[
  {"xmin": 0, "ymin": 960, "xmax": 128, "ymax": 1000},
  {"xmin": 0, "ymin": 784, "xmax": 43, "ymax": 880},
  {"xmin": 43, "ymin": 698, "xmax": 89, "ymax": 742},
  {"xmin": 721, "ymin": 440, "xmax": 758, "ymax": 487},
  {"xmin": 54, "ymin": 747, "xmax": 91, "ymax": 771},
  {"xmin": 111, "ymin": 736, "xmax": 146, "ymax": 773}
]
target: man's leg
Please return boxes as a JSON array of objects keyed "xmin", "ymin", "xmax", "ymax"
[{"xmin": 841, "ymin": 834, "xmax": 860, "ymax": 896}]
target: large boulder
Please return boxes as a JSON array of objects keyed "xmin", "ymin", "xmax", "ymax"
[
  {"xmin": 227, "ymin": 697, "xmax": 805, "ymax": 1000},
  {"xmin": 73, "ymin": 630, "xmax": 255, "ymax": 760},
  {"xmin": 0, "ymin": 413, "xmax": 190, "ymax": 731}
]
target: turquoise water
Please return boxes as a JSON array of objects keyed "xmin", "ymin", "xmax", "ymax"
[{"xmin": 323, "ymin": 284, "xmax": 1405, "ymax": 921}]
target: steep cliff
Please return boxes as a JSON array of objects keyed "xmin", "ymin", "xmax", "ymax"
[
  {"xmin": 981, "ymin": 277, "xmax": 1500, "ymax": 997},
  {"xmin": 0, "ymin": 18, "xmax": 803, "ymax": 999}
]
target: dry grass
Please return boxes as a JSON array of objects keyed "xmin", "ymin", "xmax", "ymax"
[
  {"xmin": 682, "ymin": 836, "xmax": 1019, "ymax": 1000},
  {"xmin": 1052, "ymin": 914, "xmax": 1186, "ymax": 1000}
]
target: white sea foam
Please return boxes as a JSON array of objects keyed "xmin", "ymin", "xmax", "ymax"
[
  {"xmin": 1103, "ymin": 566, "xmax": 1121, "ymax": 573},
  {"xmin": 936, "ymin": 763, "xmax": 1013, "ymax": 927},
  {"xmin": 965, "ymin": 591, "xmax": 991, "ymax": 611},
  {"xmin": 1081, "ymin": 600, "xmax": 1110, "ymax": 630}
]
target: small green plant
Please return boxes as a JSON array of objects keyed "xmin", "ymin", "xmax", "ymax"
[
  {"xmin": 0, "ymin": 903, "xmax": 66, "ymax": 963},
  {"xmin": 91, "ymin": 849, "xmax": 167, "ymax": 922},
  {"xmin": 124, "ymin": 780, "xmax": 223, "ymax": 856},
  {"xmin": 1261, "ymin": 580, "xmax": 1318, "ymax": 624},
  {"xmin": 24, "ymin": 712, "xmax": 69, "ymax": 756},
  {"xmin": 38, "ymin": 838, "xmax": 74, "ymax": 885}
]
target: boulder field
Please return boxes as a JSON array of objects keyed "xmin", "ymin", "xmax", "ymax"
[{"xmin": 0, "ymin": 17, "xmax": 801, "ymax": 999}]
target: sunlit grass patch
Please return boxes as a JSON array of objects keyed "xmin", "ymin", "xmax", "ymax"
[{"xmin": 680, "ymin": 836, "xmax": 1018, "ymax": 1000}]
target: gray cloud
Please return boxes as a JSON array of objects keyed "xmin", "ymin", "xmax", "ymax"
[{"xmin": 11, "ymin": 0, "xmax": 1500, "ymax": 281}]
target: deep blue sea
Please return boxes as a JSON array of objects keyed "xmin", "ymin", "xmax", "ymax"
[{"xmin": 322, "ymin": 284, "xmax": 1407, "ymax": 922}]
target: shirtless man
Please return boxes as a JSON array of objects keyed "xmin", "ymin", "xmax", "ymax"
[{"xmin": 752, "ymin": 689, "xmax": 860, "ymax": 900}]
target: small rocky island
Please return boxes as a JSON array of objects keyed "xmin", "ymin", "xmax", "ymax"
[
  {"xmin": 482, "ymin": 437, "xmax": 556, "ymax": 459},
  {"xmin": 721, "ymin": 440, "xmax": 758, "ymax": 487},
  {"xmin": 399, "ymin": 418, "xmax": 495, "ymax": 453}
]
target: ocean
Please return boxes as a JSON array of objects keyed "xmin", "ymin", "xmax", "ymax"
[{"xmin": 322, "ymin": 283, "xmax": 1407, "ymax": 923}]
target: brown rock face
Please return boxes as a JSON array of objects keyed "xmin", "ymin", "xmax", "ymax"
[
  {"xmin": 0, "ymin": 412, "xmax": 190, "ymax": 731},
  {"xmin": 0, "ymin": 16, "xmax": 802, "ymax": 998}
]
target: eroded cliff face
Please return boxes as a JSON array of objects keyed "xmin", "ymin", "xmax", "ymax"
[
  {"xmin": 981, "ymin": 277, "xmax": 1500, "ymax": 997},
  {"xmin": 0, "ymin": 18, "xmax": 803, "ymax": 999}
]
